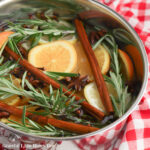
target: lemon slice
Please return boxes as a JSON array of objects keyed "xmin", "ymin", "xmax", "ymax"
[
  {"xmin": 28, "ymin": 40, "xmax": 77, "ymax": 73},
  {"xmin": 84, "ymin": 82, "xmax": 106, "ymax": 112},
  {"xmin": 84, "ymin": 82, "xmax": 117, "ymax": 112},
  {"xmin": 94, "ymin": 45, "xmax": 110, "ymax": 74}
]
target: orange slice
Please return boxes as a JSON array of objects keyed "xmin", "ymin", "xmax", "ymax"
[
  {"xmin": 28, "ymin": 40, "xmax": 77, "ymax": 72},
  {"xmin": 124, "ymin": 45, "xmax": 143, "ymax": 81},
  {"xmin": 72, "ymin": 42, "xmax": 110, "ymax": 80},
  {"xmin": 72, "ymin": 41, "xmax": 93, "ymax": 79},
  {"xmin": 3, "ymin": 95, "xmax": 21, "ymax": 106},
  {"xmin": 118, "ymin": 49, "xmax": 134, "ymax": 82},
  {"xmin": 94, "ymin": 45, "xmax": 110, "ymax": 75},
  {"xmin": 0, "ymin": 31, "xmax": 14, "ymax": 48}
]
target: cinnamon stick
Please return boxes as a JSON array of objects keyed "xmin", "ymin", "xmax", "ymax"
[
  {"xmin": 78, "ymin": 10, "xmax": 104, "ymax": 20},
  {"xmin": 0, "ymin": 101, "xmax": 99, "ymax": 134},
  {"xmin": 4, "ymin": 46, "xmax": 104, "ymax": 120},
  {"xmin": 74, "ymin": 19, "xmax": 113, "ymax": 113}
]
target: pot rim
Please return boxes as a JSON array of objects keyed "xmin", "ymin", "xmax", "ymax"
[{"xmin": 0, "ymin": 0, "xmax": 149, "ymax": 141}]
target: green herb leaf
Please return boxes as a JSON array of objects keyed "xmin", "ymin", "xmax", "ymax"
[
  {"xmin": 95, "ymin": 33, "xmax": 131, "ymax": 117},
  {"xmin": 21, "ymin": 71, "xmax": 27, "ymax": 88},
  {"xmin": 112, "ymin": 28, "xmax": 134, "ymax": 45},
  {"xmin": 22, "ymin": 106, "xmax": 26, "ymax": 126},
  {"xmin": 8, "ymin": 38, "xmax": 23, "ymax": 59},
  {"xmin": 0, "ymin": 60, "xmax": 18, "ymax": 77},
  {"xmin": 44, "ymin": 71, "xmax": 79, "ymax": 79},
  {"xmin": 30, "ymin": 33, "xmax": 42, "ymax": 49}
]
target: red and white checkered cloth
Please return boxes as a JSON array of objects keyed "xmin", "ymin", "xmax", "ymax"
[{"xmin": 74, "ymin": 0, "xmax": 150, "ymax": 150}]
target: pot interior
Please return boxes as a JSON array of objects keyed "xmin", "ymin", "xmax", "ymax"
[{"xmin": 0, "ymin": 0, "xmax": 148, "ymax": 141}]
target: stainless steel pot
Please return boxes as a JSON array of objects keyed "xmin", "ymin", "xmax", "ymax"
[{"xmin": 0, "ymin": 0, "xmax": 148, "ymax": 147}]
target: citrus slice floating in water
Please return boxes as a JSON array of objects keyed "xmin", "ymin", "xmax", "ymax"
[
  {"xmin": 118, "ymin": 49, "xmax": 134, "ymax": 82},
  {"xmin": 0, "ymin": 31, "xmax": 14, "ymax": 48},
  {"xmin": 94, "ymin": 45, "xmax": 110, "ymax": 75},
  {"xmin": 84, "ymin": 82, "xmax": 117, "ymax": 113},
  {"xmin": 84, "ymin": 82, "xmax": 106, "ymax": 112},
  {"xmin": 123, "ymin": 45, "xmax": 143, "ymax": 81},
  {"xmin": 28, "ymin": 40, "xmax": 77, "ymax": 73}
]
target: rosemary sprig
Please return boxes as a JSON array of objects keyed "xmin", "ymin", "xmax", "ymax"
[
  {"xmin": 6, "ymin": 22, "xmax": 74, "ymax": 49},
  {"xmin": 7, "ymin": 20, "xmax": 75, "ymax": 36},
  {"xmin": 17, "ymin": 19, "xmax": 74, "ymax": 30},
  {"xmin": 30, "ymin": 33, "xmax": 42, "ymax": 48},
  {"xmin": 0, "ymin": 59, "xmax": 81, "ymax": 116},
  {"xmin": 0, "ymin": 74, "xmax": 82, "ymax": 117},
  {"xmin": 7, "ymin": 38, "xmax": 23, "ymax": 59},
  {"xmin": 0, "ymin": 58, "xmax": 18, "ymax": 77},
  {"xmin": 112, "ymin": 28, "xmax": 134, "ymax": 45},
  {"xmin": 92, "ymin": 34, "xmax": 114, "ymax": 50},
  {"xmin": 2, "ymin": 7, "xmax": 76, "ymax": 49},
  {"xmin": 93, "ymin": 34, "xmax": 131, "ymax": 117},
  {"xmin": 22, "ymin": 106, "xmax": 26, "ymax": 126},
  {"xmin": 29, "ymin": 84, "xmax": 83, "ymax": 117},
  {"xmin": 0, "ymin": 74, "xmax": 96, "ymax": 128}
]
